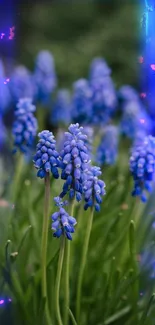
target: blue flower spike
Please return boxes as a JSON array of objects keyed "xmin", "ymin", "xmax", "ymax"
[
  {"xmin": 130, "ymin": 135, "xmax": 155, "ymax": 202},
  {"xmin": 33, "ymin": 130, "xmax": 59, "ymax": 179},
  {"xmin": 83, "ymin": 166, "xmax": 106, "ymax": 212},
  {"xmin": 97, "ymin": 125, "xmax": 119, "ymax": 165},
  {"xmin": 34, "ymin": 50, "xmax": 57, "ymax": 103},
  {"xmin": 10, "ymin": 66, "xmax": 34, "ymax": 102},
  {"xmin": 12, "ymin": 98, "xmax": 38, "ymax": 153},
  {"xmin": 59, "ymin": 123, "xmax": 91, "ymax": 202},
  {"xmin": 51, "ymin": 197, "xmax": 77, "ymax": 240}
]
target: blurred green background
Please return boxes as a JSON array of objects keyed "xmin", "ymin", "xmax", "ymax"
[{"xmin": 19, "ymin": 0, "xmax": 139, "ymax": 88}]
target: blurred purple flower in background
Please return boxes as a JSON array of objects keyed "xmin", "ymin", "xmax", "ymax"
[
  {"xmin": 71, "ymin": 79, "xmax": 93, "ymax": 124},
  {"xmin": 89, "ymin": 57, "xmax": 111, "ymax": 80},
  {"xmin": 96, "ymin": 125, "xmax": 119, "ymax": 165},
  {"xmin": 118, "ymin": 85, "xmax": 139, "ymax": 102},
  {"xmin": 13, "ymin": 98, "xmax": 38, "ymax": 153},
  {"xmin": 51, "ymin": 89, "xmax": 71, "ymax": 126},
  {"xmin": 33, "ymin": 50, "xmax": 57, "ymax": 104},
  {"xmin": 9, "ymin": 66, "xmax": 34, "ymax": 103},
  {"xmin": 0, "ymin": 58, "xmax": 11, "ymax": 113},
  {"xmin": 120, "ymin": 99, "xmax": 152, "ymax": 139},
  {"xmin": 90, "ymin": 76, "xmax": 117, "ymax": 125}
]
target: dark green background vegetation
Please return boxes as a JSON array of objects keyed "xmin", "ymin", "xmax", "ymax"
[{"xmin": 19, "ymin": 0, "xmax": 139, "ymax": 88}]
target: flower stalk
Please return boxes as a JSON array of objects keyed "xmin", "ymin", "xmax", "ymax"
[
  {"xmin": 76, "ymin": 206, "xmax": 94, "ymax": 323},
  {"xmin": 55, "ymin": 236, "xmax": 66, "ymax": 325},
  {"xmin": 64, "ymin": 199, "xmax": 75, "ymax": 325},
  {"xmin": 41, "ymin": 173, "xmax": 51, "ymax": 319}
]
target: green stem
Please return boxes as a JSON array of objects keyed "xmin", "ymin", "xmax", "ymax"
[
  {"xmin": 41, "ymin": 174, "xmax": 51, "ymax": 323},
  {"xmin": 76, "ymin": 207, "xmax": 94, "ymax": 323},
  {"xmin": 55, "ymin": 236, "xmax": 66, "ymax": 325},
  {"xmin": 69, "ymin": 309, "xmax": 78, "ymax": 325},
  {"xmin": 139, "ymin": 293, "xmax": 155, "ymax": 325},
  {"xmin": 64, "ymin": 200, "xmax": 75, "ymax": 325}
]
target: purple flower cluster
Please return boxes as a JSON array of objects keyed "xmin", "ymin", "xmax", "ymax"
[
  {"xmin": 90, "ymin": 76, "xmax": 117, "ymax": 125},
  {"xmin": 89, "ymin": 57, "xmax": 111, "ymax": 80},
  {"xmin": 33, "ymin": 130, "xmax": 59, "ymax": 179},
  {"xmin": 121, "ymin": 99, "xmax": 152, "ymax": 139},
  {"xmin": 0, "ymin": 60, "xmax": 11, "ymax": 114},
  {"xmin": 118, "ymin": 85, "xmax": 139, "ymax": 102},
  {"xmin": 71, "ymin": 58, "xmax": 117, "ymax": 125},
  {"xmin": 59, "ymin": 123, "xmax": 90, "ymax": 202},
  {"xmin": 10, "ymin": 66, "xmax": 34, "ymax": 102},
  {"xmin": 83, "ymin": 166, "xmax": 106, "ymax": 211},
  {"xmin": 130, "ymin": 135, "xmax": 155, "ymax": 202},
  {"xmin": 97, "ymin": 125, "xmax": 119, "ymax": 165},
  {"xmin": 12, "ymin": 98, "xmax": 38, "ymax": 153},
  {"xmin": 51, "ymin": 197, "xmax": 77, "ymax": 240},
  {"xmin": 71, "ymin": 79, "xmax": 93, "ymax": 124},
  {"xmin": 51, "ymin": 89, "xmax": 71, "ymax": 126},
  {"xmin": 33, "ymin": 50, "xmax": 57, "ymax": 103}
]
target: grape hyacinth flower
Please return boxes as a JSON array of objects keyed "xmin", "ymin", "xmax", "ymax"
[
  {"xmin": 0, "ymin": 60, "xmax": 11, "ymax": 113},
  {"xmin": 129, "ymin": 135, "xmax": 155, "ymax": 202},
  {"xmin": 71, "ymin": 79, "xmax": 93, "ymax": 124},
  {"xmin": 59, "ymin": 123, "xmax": 90, "ymax": 202},
  {"xmin": 83, "ymin": 166, "xmax": 106, "ymax": 211},
  {"xmin": 33, "ymin": 130, "xmax": 59, "ymax": 179},
  {"xmin": 90, "ymin": 76, "xmax": 117, "ymax": 125},
  {"xmin": 12, "ymin": 98, "xmax": 38, "ymax": 153},
  {"xmin": 89, "ymin": 57, "xmax": 111, "ymax": 80},
  {"xmin": 120, "ymin": 99, "xmax": 152, "ymax": 139},
  {"xmin": 97, "ymin": 125, "xmax": 119, "ymax": 165},
  {"xmin": 51, "ymin": 197, "xmax": 77, "ymax": 240},
  {"xmin": 9, "ymin": 66, "xmax": 34, "ymax": 102},
  {"xmin": 118, "ymin": 85, "xmax": 139, "ymax": 102},
  {"xmin": 33, "ymin": 50, "xmax": 57, "ymax": 104},
  {"xmin": 51, "ymin": 89, "xmax": 71, "ymax": 126},
  {"xmin": 83, "ymin": 126, "xmax": 94, "ymax": 157}
]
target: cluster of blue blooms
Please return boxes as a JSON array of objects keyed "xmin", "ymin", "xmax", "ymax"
[
  {"xmin": 33, "ymin": 130, "xmax": 59, "ymax": 179},
  {"xmin": 71, "ymin": 58, "xmax": 117, "ymax": 125},
  {"xmin": 33, "ymin": 50, "xmax": 57, "ymax": 104},
  {"xmin": 59, "ymin": 123, "xmax": 90, "ymax": 202},
  {"xmin": 71, "ymin": 79, "xmax": 93, "ymax": 124},
  {"xmin": 3, "ymin": 51, "xmax": 155, "ymax": 210},
  {"xmin": 10, "ymin": 66, "xmax": 35, "ymax": 103},
  {"xmin": 120, "ymin": 98, "xmax": 152, "ymax": 140},
  {"xmin": 51, "ymin": 197, "xmax": 77, "ymax": 240},
  {"xmin": 33, "ymin": 122, "xmax": 106, "ymax": 240},
  {"xmin": 130, "ymin": 135, "xmax": 155, "ymax": 202},
  {"xmin": 96, "ymin": 125, "xmax": 119, "ymax": 165},
  {"xmin": 118, "ymin": 85, "xmax": 139, "ymax": 102},
  {"xmin": 83, "ymin": 166, "xmax": 106, "ymax": 212},
  {"xmin": 1, "ymin": 50, "xmax": 57, "ymax": 112},
  {"xmin": 12, "ymin": 98, "xmax": 38, "ymax": 153},
  {"xmin": 51, "ymin": 89, "xmax": 71, "ymax": 126},
  {"xmin": 0, "ymin": 60, "xmax": 11, "ymax": 114}
]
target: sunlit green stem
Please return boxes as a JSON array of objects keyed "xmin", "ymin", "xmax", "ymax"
[
  {"xmin": 55, "ymin": 236, "xmax": 66, "ymax": 325},
  {"xmin": 41, "ymin": 174, "xmax": 51, "ymax": 323},
  {"xmin": 76, "ymin": 206, "xmax": 94, "ymax": 323},
  {"xmin": 64, "ymin": 199, "xmax": 75, "ymax": 325}
]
